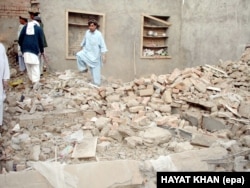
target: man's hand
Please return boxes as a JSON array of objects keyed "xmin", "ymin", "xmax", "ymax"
[
  {"xmin": 3, "ymin": 80, "xmax": 8, "ymax": 90},
  {"xmin": 102, "ymin": 54, "xmax": 106, "ymax": 63}
]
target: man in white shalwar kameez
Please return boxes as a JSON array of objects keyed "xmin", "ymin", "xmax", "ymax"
[
  {"xmin": 76, "ymin": 19, "xmax": 108, "ymax": 86},
  {"xmin": 18, "ymin": 18, "xmax": 44, "ymax": 90},
  {"xmin": 0, "ymin": 42, "xmax": 10, "ymax": 127}
]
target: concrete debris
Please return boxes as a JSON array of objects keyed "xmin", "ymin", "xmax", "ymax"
[{"xmin": 0, "ymin": 48, "xmax": 249, "ymax": 187}]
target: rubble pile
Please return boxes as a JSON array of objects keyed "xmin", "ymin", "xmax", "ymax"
[{"xmin": 0, "ymin": 48, "xmax": 249, "ymax": 185}]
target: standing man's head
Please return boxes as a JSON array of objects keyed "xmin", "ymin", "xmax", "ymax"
[
  {"xmin": 0, "ymin": 35, "xmax": 5, "ymax": 43},
  {"xmin": 19, "ymin": 15, "xmax": 28, "ymax": 25},
  {"xmin": 88, "ymin": 19, "xmax": 99, "ymax": 32},
  {"xmin": 33, "ymin": 16, "xmax": 42, "ymax": 24},
  {"xmin": 28, "ymin": 8, "xmax": 40, "ymax": 20}
]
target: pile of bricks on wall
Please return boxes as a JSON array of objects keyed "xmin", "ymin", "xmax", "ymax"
[{"xmin": 0, "ymin": 0, "xmax": 30, "ymax": 18}]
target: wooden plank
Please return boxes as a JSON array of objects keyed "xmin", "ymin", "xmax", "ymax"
[
  {"xmin": 143, "ymin": 45, "xmax": 168, "ymax": 48},
  {"xmin": 141, "ymin": 13, "xmax": 172, "ymax": 26},
  {"xmin": 66, "ymin": 9, "xmax": 105, "ymax": 16},
  {"xmin": 206, "ymin": 86, "xmax": 221, "ymax": 92},
  {"xmin": 102, "ymin": 14, "xmax": 106, "ymax": 38},
  {"xmin": 144, "ymin": 25, "xmax": 169, "ymax": 28},
  {"xmin": 65, "ymin": 10, "xmax": 69, "ymax": 59},
  {"xmin": 140, "ymin": 15, "xmax": 144, "ymax": 58},
  {"xmin": 141, "ymin": 56, "xmax": 172, "ymax": 59}
]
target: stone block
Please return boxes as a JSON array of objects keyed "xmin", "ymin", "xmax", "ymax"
[
  {"xmin": 139, "ymin": 85, "xmax": 154, "ymax": 96},
  {"xmin": 202, "ymin": 115, "xmax": 226, "ymax": 132}
]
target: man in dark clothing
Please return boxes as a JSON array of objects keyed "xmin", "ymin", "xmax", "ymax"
[
  {"xmin": 33, "ymin": 16, "xmax": 48, "ymax": 48},
  {"xmin": 18, "ymin": 20, "xmax": 44, "ymax": 90},
  {"xmin": 33, "ymin": 16, "xmax": 48, "ymax": 76}
]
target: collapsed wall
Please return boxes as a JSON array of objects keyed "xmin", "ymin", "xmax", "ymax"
[{"xmin": 0, "ymin": 46, "xmax": 249, "ymax": 187}]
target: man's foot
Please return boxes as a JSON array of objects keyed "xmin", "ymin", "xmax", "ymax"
[
  {"xmin": 19, "ymin": 94, "xmax": 25, "ymax": 102},
  {"xmin": 0, "ymin": 125, "xmax": 7, "ymax": 133},
  {"xmin": 33, "ymin": 82, "xmax": 42, "ymax": 90},
  {"xmin": 79, "ymin": 69, "xmax": 88, "ymax": 73},
  {"xmin": 88, "ymin": 82, "xmax": 100, "ymax": 88}
]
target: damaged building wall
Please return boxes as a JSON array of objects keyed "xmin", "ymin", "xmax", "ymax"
[
  {"xmin": 180, "ymin": 0, "xmax": 250, "ymax": 68},
  {"xmin": 0, "ymin": 0, "xmax": 30, "ymax": 42},
  {"xmin": 0, "ymin": 0, "xmax": 250, "ymax": 82},
  {"xmin": 38, "ymin": 0, "xmax": 182, "ymax": 82}
]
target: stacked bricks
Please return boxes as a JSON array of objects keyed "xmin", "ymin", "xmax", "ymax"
[{"xmin": 0, "ymin": 1, "xmax": 30, "ymax": 18}]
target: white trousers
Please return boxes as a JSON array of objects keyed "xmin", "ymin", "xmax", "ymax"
[
  {"xmin": 23, "ymin": 53, "xmax": 40, "ymax": 83},
  {"xmin": 25, "ymin": 64, "xmax": 40, "ymax": 83},
  {"xmin": 18, "ymin": 55, "xmax": 26, "ymax": 72},
  {"xmin": 0, "ymin": 90, "xmax": 6, "ymax": 126},
  {"xmin": 76, "ymin": 53, "xmax": 101, "ymax": 86}
]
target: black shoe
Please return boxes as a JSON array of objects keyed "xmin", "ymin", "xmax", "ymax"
[
  {"xmin": 20, "ymin": 94, "xmax": 25, "ymax": 102},
  {"xmin": 79, "ymin": 69, "xmax": 88, "ymax": 73},
  {"xmin": 0, "ymin": 127, "xmax": 3, "ymax": 133}
]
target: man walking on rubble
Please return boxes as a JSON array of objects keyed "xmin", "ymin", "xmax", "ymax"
[
  {"xmin": 28, "ymin": 8, "xmax": 48, "ymax": 77},
  {"xmin": 18, "ymin": 16, "xmax": 44, "ymax": 90},
  {"xmin": 76, "ymin": 18, "xmax": 108, "ymax": 86}
]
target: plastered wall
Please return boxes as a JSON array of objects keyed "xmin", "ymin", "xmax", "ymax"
[
  {"xmin": 0, "ymin": 0, "xmax": 249, "ymax": 82},
  {"xmin": 38, "ymin": 0, "xmax": 182, "ymax": 82},
  {"xmin": 180, "ymin": 0, "xmax": 250, "ymax": 68}
]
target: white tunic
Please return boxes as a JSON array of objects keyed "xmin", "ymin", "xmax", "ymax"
[
  {"xmin": 0, "ymin": 43, "xmax": 10, "ymax": 125},
  {"xmin": 17, "ymin": 24, "xmax": 24, "ymax": 55},
  {"xmin": 78, "ymin": 29, "xmax": 107, "ymax": 67}
]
